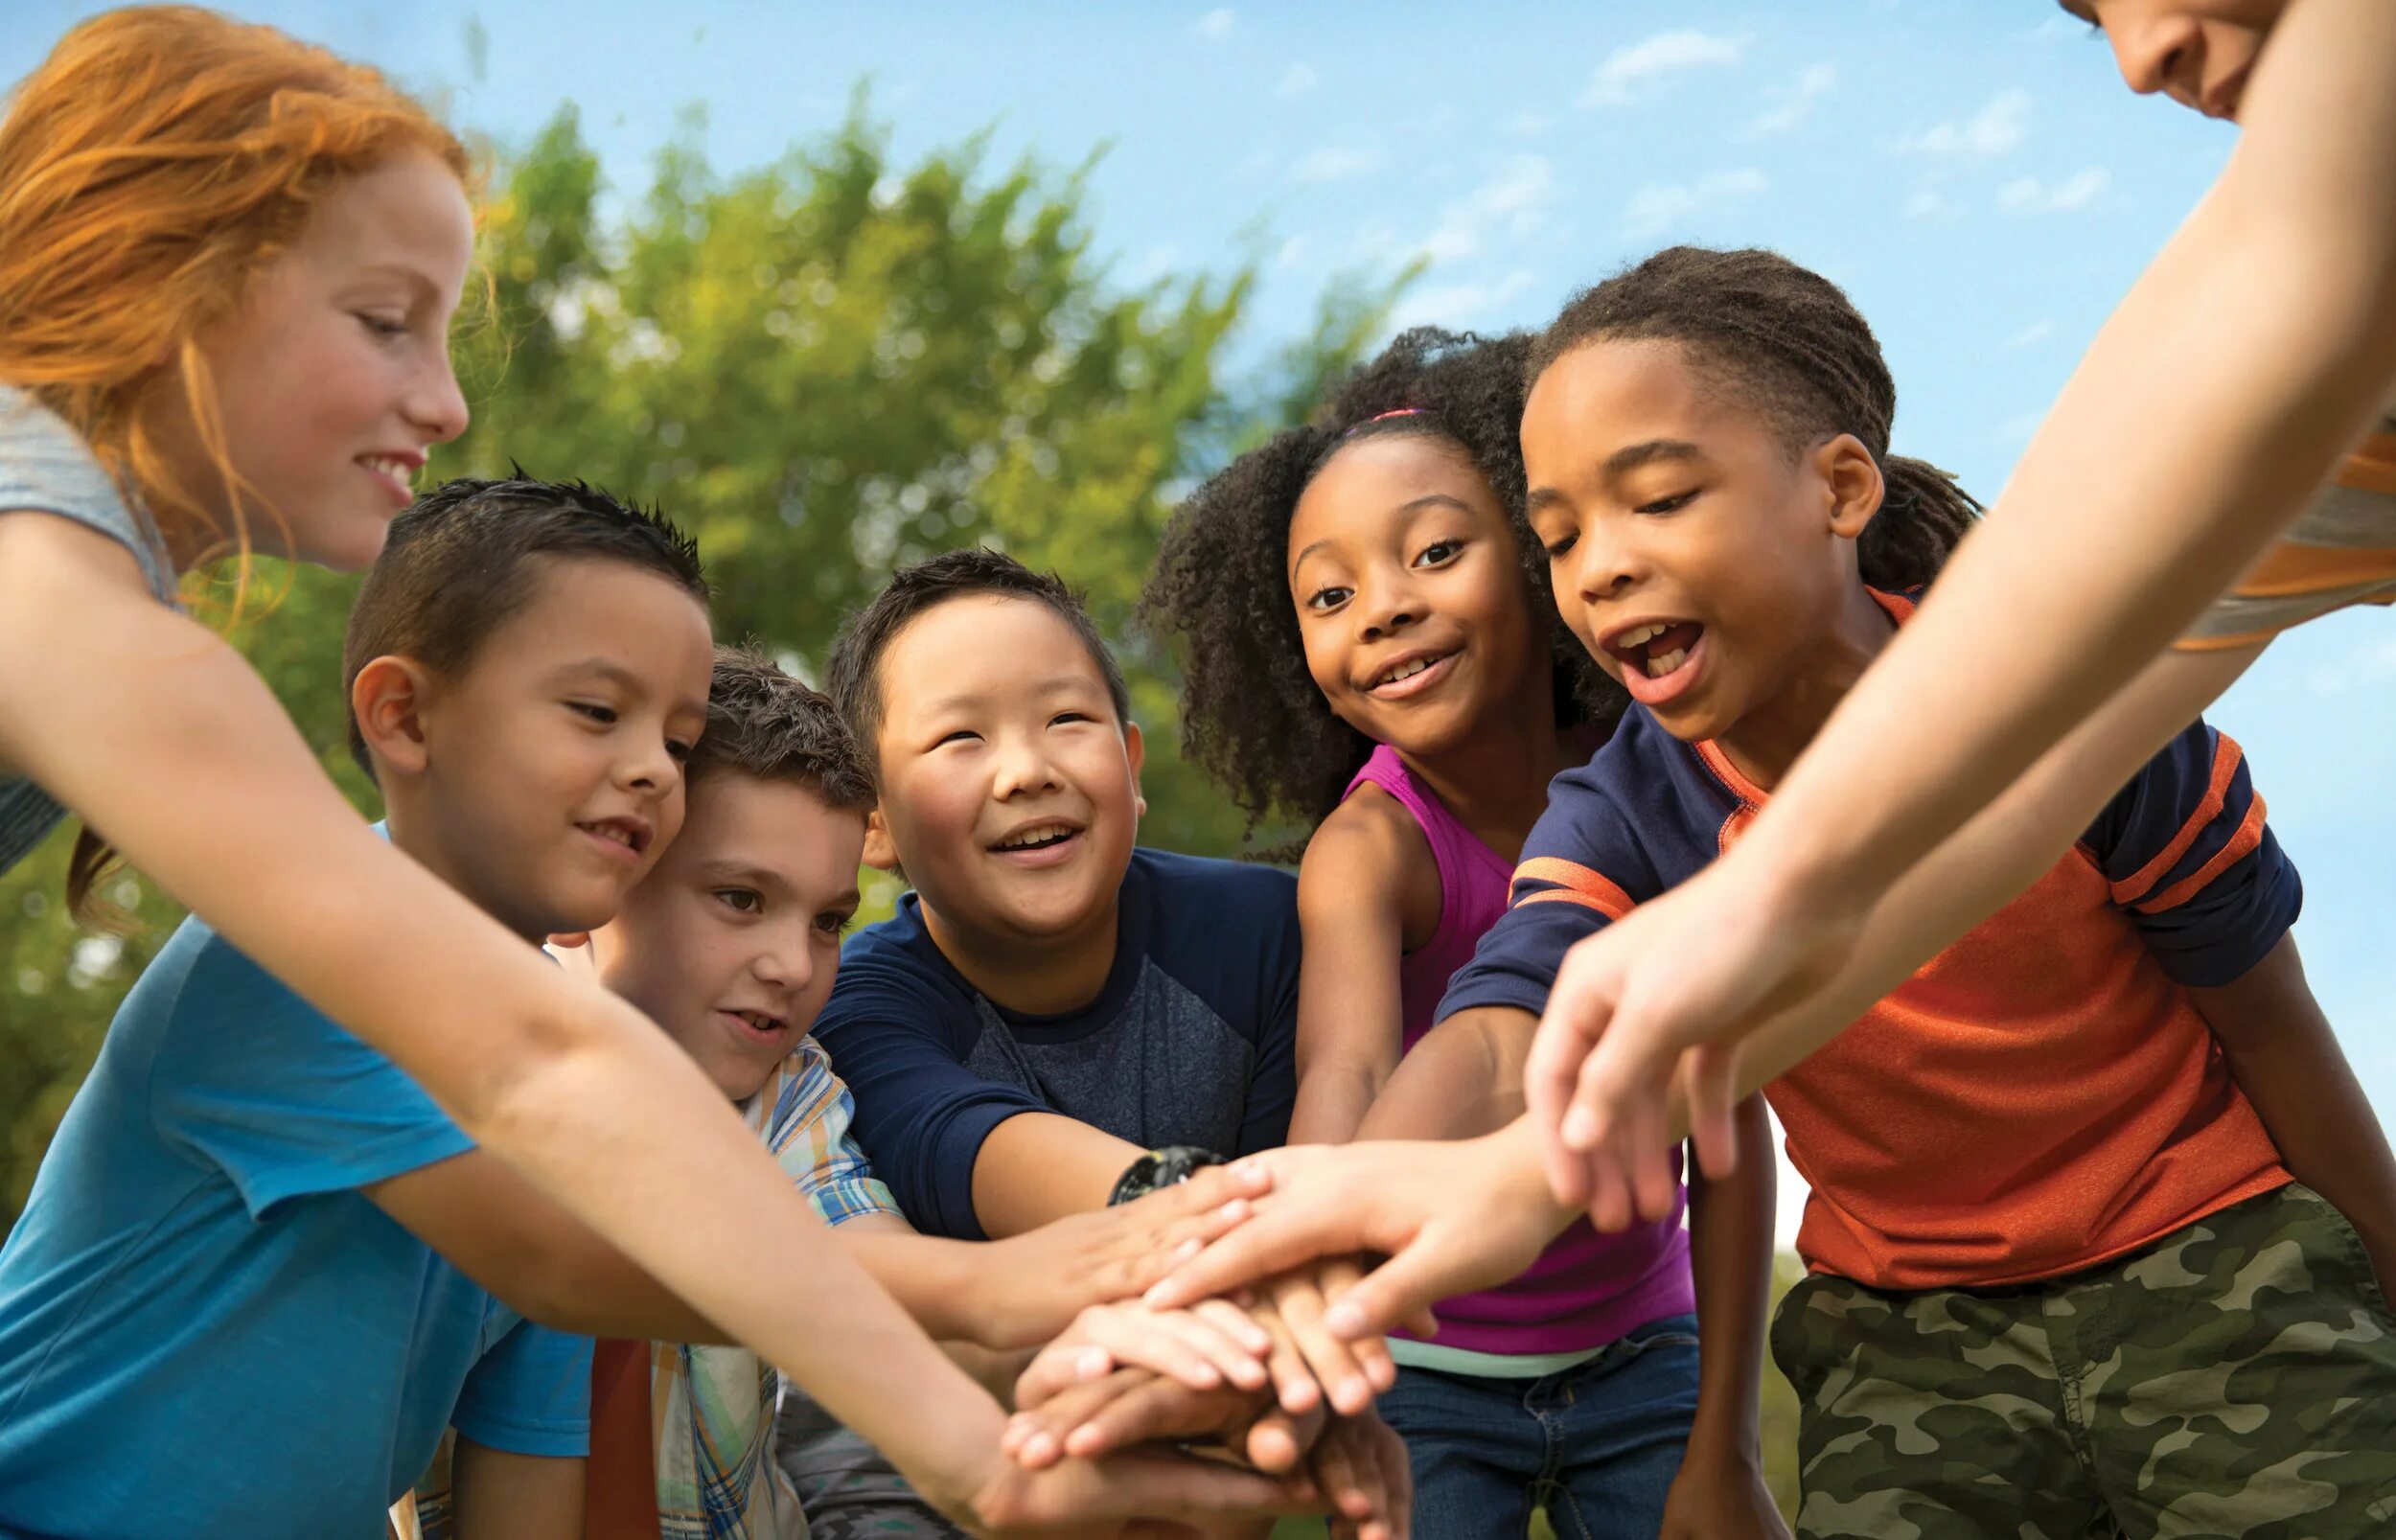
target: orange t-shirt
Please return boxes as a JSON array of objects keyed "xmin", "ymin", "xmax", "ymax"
[{"xmin": 1443, "ymin": 589, "xmax": 2297, "ymax": 1292}]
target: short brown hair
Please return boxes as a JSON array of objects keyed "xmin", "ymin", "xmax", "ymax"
[
  {"xmin": 693, "ymin": 646, "xmax": 874, "ymax": 811},
  {"xmin": 342, "ymin": 474, "xmax": 708, "ymax": 777}
]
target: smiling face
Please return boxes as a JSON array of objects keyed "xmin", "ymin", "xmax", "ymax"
[
  {"xmin": 146, "ymin": 149, "xmax": 474, "ymax": 571},
  {"xmin": 1520, "ymin": 337, "xmax": 1881, "ymax": 748},
  {"xmin": 367, "ymin": 556, "xmax": 715, "ymax": 940},
  {"xmin": 592, "ymin": 771, "xmax": 864, "ymax": 1101},
  {"xmin": 864, "ymin": 594, "xmax": 1145, "ymax": 953},
  {"xmin": 1286, "ymin": 432, "xmax": 1550, "ymax": 761},
  {"xmin": 2061, "ymin": 0, "xmax": 2283, "ymax": 120}
]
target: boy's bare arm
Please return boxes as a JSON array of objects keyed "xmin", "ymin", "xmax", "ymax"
[
  {"xmin": 451, "ymin": 1438, "xmax": 582, "ymax": 1540},
  {"xmin": 970, "ymin": 1112, "xmax": 1145, "ymax": 1237},
  {"xmin": 1286, "ymin": 802, "xmax": 1416, "ymax": 1146},
  {"xmin": 2186, "ymin": 934, "xmax": 2396, "ymax": 1291}
]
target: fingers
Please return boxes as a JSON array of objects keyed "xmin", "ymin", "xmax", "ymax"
[
  {"xmin": 1238, "ymin": 1404, "xmax": 1320, "ymax": 1474},
  {"xmin": 1005, "ymin": 1369, "xmax": 1147, "ymax": 1470},
  {"xmin": 1681, "ymin": 1043, "xmax": 1744, "ymax": 1183},
  {"xmin": 1143, "ymin": 1200, "xmax": 1363, "ymax": 1312},
  {"xmin": 1313, "ymin": 1258, "xmax": 1398, "ymax": 1395},
  {"xmin": 1002, "ymin": 1444, "xmax": 1325, "ymax": 1527},
  {"xmin": 1568, "ymin": 1039, "xmax": 1638, "ymax": 1233},
  {"xmin": 1266, "ymin": 1268, "xmax": 1375, "ymax": 1415},
  {"xmin": 1246, "ymin": 1290, "xmax": 1323, "ymax": 1416},
  {"xmin": 1320, "ymin": 1243, "xmax": 1455, "ymax": 1345},
  {"xmin": 1014, "ymin": 1339, "xmax": 1117, "ymax": 1412},
  {"xmin": 1525, "ymin": 953, "xmax": 1608, "ymax": 1207}
]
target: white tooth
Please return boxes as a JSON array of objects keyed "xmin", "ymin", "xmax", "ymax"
[
  {"xmin": 1647, "ymin": 647, "xmax": 1688, "ymax": 678},
  {"xmin": 1622, "ymin": 624, "xmax": 1658, "ymax": 649}
]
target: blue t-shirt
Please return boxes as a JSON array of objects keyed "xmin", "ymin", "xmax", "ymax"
[
  {"xmin": 0, "ymin": 383, "xmax": 179, "ymax": 876},
  {"xmin": 0, "ymin": 915, "xmax": 591, "ymax": 1539},
  {"xmin": 817, "ymin": 847, "xmax": 1301, "ymax": 1239}
]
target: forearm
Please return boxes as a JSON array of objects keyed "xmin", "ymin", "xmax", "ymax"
[
  {"xmin": 972, "ymin": 1112, "xmax": 1143, "ymax": 1237},
  {"xmin": 1730, "ymin": 0, "xmax": 2396, "ymax": 913},
  {"xmin": 1682, "ymin": 1096, "xmax": 1776, "ymax": 1459},
  {"xmin": 945, "ymin": 1341, "xmax": 1040, "ymax": 1405},
  {"xmin": 840, "ymin": 1230, "xmax": 992, "ymax": 1345},
  {"xmin": 2195, "ymin": 940, "xmax": 2396, "ymax": 1282},
  {"xmin": 1722, "ymin": 645, "xmax": 2260, "ymax": 1108},
  {"xmin": 1356, "ymin": 1006, "xmax": 1535, "ymax": 1141},
  {"xmin": 1287, "ymin": 1062, "xmax": 1388, "ymax": 1147}
]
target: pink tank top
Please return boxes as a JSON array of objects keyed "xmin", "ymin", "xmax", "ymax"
[{"xmin": 1344, "ymin": 745, "xmax": 1693, "ymax": 1357}]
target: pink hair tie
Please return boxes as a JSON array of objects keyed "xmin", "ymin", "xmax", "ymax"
[{"xmin": 1344, "ymin": 406, "xmax": 1429, "ymax": 437}]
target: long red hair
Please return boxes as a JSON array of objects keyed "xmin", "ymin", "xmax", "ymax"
[{"xmin": 0, "ymin": 6, "xmax": 472, "ymax": 914}]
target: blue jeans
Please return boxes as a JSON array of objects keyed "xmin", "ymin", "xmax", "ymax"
[{"xmin": 1375, "ymin": 1312, "xmax": 1701, "ymax": 1540}]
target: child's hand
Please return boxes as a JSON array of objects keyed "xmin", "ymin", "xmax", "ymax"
[
  {"xmin": 1144, "ymin": 1130, "xmax": 1565, "ymax": 1344},
  {"xmin": 1014, "ymin": 1299, "xmax": 1274, "ymax": 1407},
  {"xmin": 1658, "ymin": 1442, "xmax": 1789, "ymax": 1540},
  {"xmin": 1004, "ymin": 1366, "xmax": 1317, "ymax": 1474},
  {"xmin": 1304, "ymin": 1412, "xmax": 1413, "ymax": 1540},
  {"xmin": 1524, "ymin": 860, "xmax": 1858, "ymax": 1230},
  {"xmin": 944, "ymin": 1435, "xmax": 1326, "ymax": 1539},
  {"xmin": 1247, "ymin": 1257, "xmax": 1400, "ymax": 1417},
  {"xmin": 976, "ymin": 1164, "xmax": 1270, "ymax": 1347}
]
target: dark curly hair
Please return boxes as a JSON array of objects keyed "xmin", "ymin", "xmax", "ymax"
[
  {"xmin": 1530, "ymin": 246, "xmax": 1982, "ymax": 589},
  {"xmin": 1140, "ymin": 327, "xmax": 1622, "ymax": 839}
]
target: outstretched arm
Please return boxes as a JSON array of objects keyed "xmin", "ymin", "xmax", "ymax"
[{"xmin": 1527, "ymin": 0, "xmax": 2396, "ymax": 1186}]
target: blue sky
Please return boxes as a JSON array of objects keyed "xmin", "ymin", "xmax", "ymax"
[{"xmin": 9, "ymin": 3, "xmax": 2389, "ymax": 1244}]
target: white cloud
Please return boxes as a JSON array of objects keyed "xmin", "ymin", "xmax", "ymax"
[
  {"xmin": 1899, "ymin": 88, "xmax": 2031, "ymax": 160},
  {"xmin": 1278, "ymin": 63, "xmax": 1318, "ymax": 98},
  {"xmin": 1389, "ymin": 270, "xmax": 1540, "ymax": 332},
  {"xmin": 1122, "ymin": 242, "xmax": 1180, "ymax": 286},
  {"xmin": 1998, "ymin": 167, "xmax": 2110, "ymax": 213},
  {"xmin": 2030, "ymin": 14, "xmax": 2091, "ymax": 41},
  {"xmin": 2309, "ymin": 635, "xmax": 2396, "ymax": 698},
  {"xmin": 1746, "ymin": 61, "xmax": 1837, "ymax": 138},
  {"xmin": 1905, "ymin": 188, "xmax": 1965, "ymax": 221},
  {"xmin": 1623, "ymin": 167, "xmax": 1768, "ymax": 239},
  {"xmin": 1581, "ymin": 29, "xmax": 1751, "ymax": 107},
  {"xmin": 1506, "ymin": 110, "xmax": 1555, "ymax": 138},
  {"xmin": 1274, "ymin": 234, "xmax": 1313, "ymax": 270},
  {"xmin": 1419, "ymin": 155, "xmax": 1559, "ymax": 264},
  {"xmin": 2002, "ymin": 318, "xmax": 2058, "ymax": 351},
  {"xmin": 1194, "ymin": 8, "xmax": 1233, "ymax": 41},
  {"xmin": 1289, "ymin": 144, "xmax": 1385, "ymax": 185}
]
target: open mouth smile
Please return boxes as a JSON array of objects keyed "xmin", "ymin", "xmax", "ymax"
[
  {"xmin": 577, "ymin": 816, "xmax": 652, "ymax": 863},
  {"xmin": 988, "ymin": 818, "xmax": 1086, "ymax": 866},
  {"xmin": 1601, "ymin": 618, "xmax": 1708, "ymax": 708},
  {"xmin": 1361, "ymin": 649, "xmax": 1459, "ymax": 701}
]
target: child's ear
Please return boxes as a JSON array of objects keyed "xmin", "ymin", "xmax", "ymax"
[
  {"xmin": 351, "ymin": 655, "xmax": 436, "ymax": 779},
  {"xmin": 861, "ymin": 804, "xmax": 901, "ymax": 873},
  {"xmin": 1123, "ymin": 720, "xmax": 1147, "ymax": 820},
  {"xmin": 1818, "ymin": 433, "xmax": 1887, "ymax": 541}
]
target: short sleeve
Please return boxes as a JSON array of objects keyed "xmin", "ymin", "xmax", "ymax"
[
  {"xmin": 2082, "ymin": 721, "xmax": 2301, "ymax": 988},
  {"xmin": 763, "ymin": 1039, "xmax": 903, "ymax": 1227},
  {"xmin": 149, "ymin": 934, "xmax": 474, "ymax": 1216},
  {"xmin": 449, "ymin": 1315, "xmax": 592, "ymax": 1458},
  {"xmin": 814, "ymin": 942, "xmax": 1047, "ymax": 1240},
  {"xmin": 1437, "ymin": 781, "xmax": 1660, "ymax": 1023},
  {"xmin": 0, "ymin": 386, "xmax": 176, "ymax": 602}
]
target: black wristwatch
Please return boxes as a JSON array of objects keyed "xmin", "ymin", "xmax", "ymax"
[{"xmin": 1108, "ymin": 1145, "xmax": 1227, "ymax": 1206}]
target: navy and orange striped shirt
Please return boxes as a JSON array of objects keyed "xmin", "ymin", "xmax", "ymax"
[{"xmin": 1440, "ymin": 590, "xmax": 2302, "ymax": 1292}]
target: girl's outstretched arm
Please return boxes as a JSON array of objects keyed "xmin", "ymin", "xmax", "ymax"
[
  {"xmin": 0, "ymin": 514, "xmax": 1303, "ymax": 1535},
  {"xmin": 1527, "ymin": 0, "xmax": 2396, "ymax": 1193}
]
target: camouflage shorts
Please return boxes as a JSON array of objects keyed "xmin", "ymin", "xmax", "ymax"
[{"xmin": 1770, "ymin": 1183, "xmax": 2396, "ymax": 1540}]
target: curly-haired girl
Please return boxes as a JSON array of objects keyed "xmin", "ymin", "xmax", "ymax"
[{"xmin": 1143, "ymin": 327, "xmax": 1783, "ymax": 1539}]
